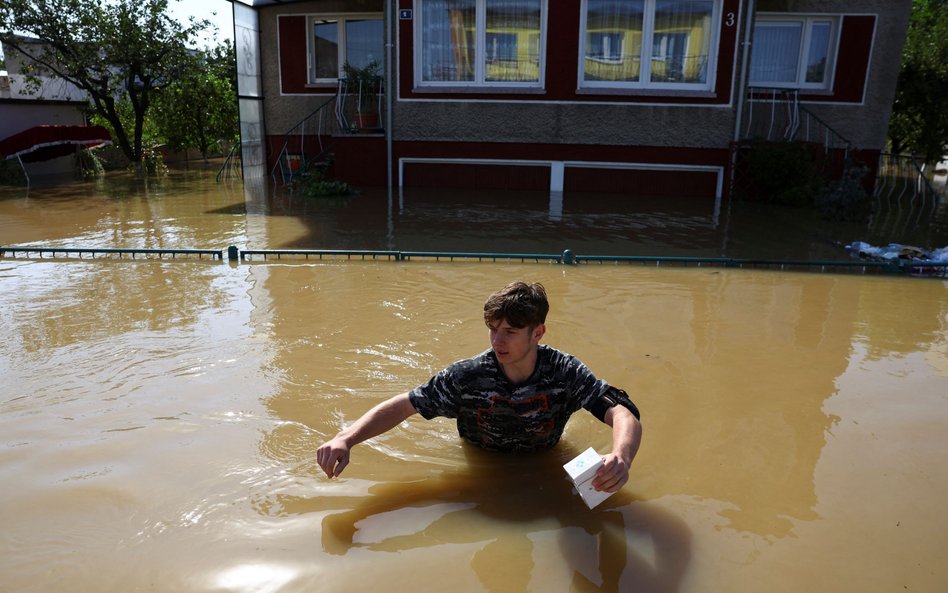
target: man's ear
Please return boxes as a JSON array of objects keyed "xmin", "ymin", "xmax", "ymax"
[{"xmin": 532, "ymin": 324, "xmax": 546, "ymax": 343}]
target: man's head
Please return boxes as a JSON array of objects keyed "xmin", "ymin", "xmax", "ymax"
[{"xmin": 483, "ymin": 281, "xmax": 549, "ymax": 330}]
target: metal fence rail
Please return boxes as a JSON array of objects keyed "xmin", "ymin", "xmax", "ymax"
[
  {"xmin": 0, "ymin": 246, "xmax": 223, "ymax": 260},
  {"xmin": 400, "ymin": 251, "xmax": 562, "ymax": 263},
  {"xmin": 240, "ymin": 249, "xmax": 400, "ymax": 262},
  {"xmin": 2, "ymin": 246, "xmax": 945, "ymax": 277}
]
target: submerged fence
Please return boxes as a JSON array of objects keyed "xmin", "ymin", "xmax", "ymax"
[{"xmin": 2, "ymin": 246, "xmax": 946, "ymax": 277}]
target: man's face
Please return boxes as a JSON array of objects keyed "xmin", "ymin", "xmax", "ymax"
[{"xmin": 487, "ymin": 318, "xmax": 544, "ymax": 367}]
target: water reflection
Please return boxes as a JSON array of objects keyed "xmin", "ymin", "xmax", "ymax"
[
  {"xmin": 275, "ymin": 445, "xmax": 691, "ymax": 593},
  {"xmin": 2, "ymin": 169, "xmax": 946, "ymax": 260}
]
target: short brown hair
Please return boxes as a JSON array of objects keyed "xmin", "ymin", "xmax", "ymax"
[{"xmin": 483, "ymin": 282, "xmax": 549, "ymax": 329}]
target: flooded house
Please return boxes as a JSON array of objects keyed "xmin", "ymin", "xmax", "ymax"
[{"xmin": 227, "ymin": 0, "xmax": 912, "ymax": 205}]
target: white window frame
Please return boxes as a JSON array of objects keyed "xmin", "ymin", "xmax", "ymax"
[
  {"xmin": 749, "ymin": 14, "xmax": 840, "ymax": 91},
  {"xmin": 413, "ymin": 0, "xmax": 548, "ymax": 89},
  {"xmin": 578, "ymin": 0, "xmax": 722, "ymax": 92},
  {"xmin": 307, "ymin": 13, "xmax": 383, "ymax": 84}
]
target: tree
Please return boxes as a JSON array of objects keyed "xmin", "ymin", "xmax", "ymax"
[
  {"xmin": 0, "ymin": 0, "xmax": 210, "ymax": 166},
  {"xmin": 888, "ymin": 0, "xmax": 948, "ymax": 168},
  {"xmin": 152, "ymin": 41, "xmax": 238, "ymax": 162}
]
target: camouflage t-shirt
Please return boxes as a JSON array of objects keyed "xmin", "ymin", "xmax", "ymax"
[{"xmin": 408, "ymin": 345, "xmax": 615, "ymax": 452}]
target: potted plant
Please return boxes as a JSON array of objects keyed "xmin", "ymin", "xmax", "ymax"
[{"xmin": 342, "ymin": 60, "xmax": 383, "ymax": 131}]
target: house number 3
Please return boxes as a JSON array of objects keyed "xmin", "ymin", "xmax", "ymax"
[{"xmin": 725, "ymin": 12, "xmax": 736, "ymax": 27}]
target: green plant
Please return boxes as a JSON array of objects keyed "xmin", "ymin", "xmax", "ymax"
[
  {"xmin": 289, "ymin": 169, "xmax": 354, "ymax": 198},
  {"xmin": 75, "ymin": 148, "xmax": 105, "ymax": 179},
  {"xmin": 342, "ymin": 60, "xmax": 383, "ymax": 120},
  {"xmin": 135, "ymin": 146, "xmax": 168, "ymax": 177}
]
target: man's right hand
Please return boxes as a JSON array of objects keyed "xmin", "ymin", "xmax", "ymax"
[
  {"xmin": 315, "ymin": 392, "xmax": 418, "ymax": 480},
  {"xmin": 317, "ymin": 437, "xmax": 351, "ymax": 478}
]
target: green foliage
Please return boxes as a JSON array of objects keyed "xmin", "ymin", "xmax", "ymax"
[
  {"xmin": 289, "ymin": 169, "xmax": 354, "ymax": 198},
  {"xmin": 744, "ymin": 142, "xmax": 825, "ymax": 206},
  {"xmin": 0, "ymin": 0, "xmax": 210, "ymax": 165},
  {"xmin": 89, "ymin": 97, "xmax": 166, "ymax": 175},
  {"xmin": 151, "ymin": 41, "xmax": 238, "ymax": 161},
  {"xmin": 139, "ymin": 145, "xmax": 168, "ymax": 176},
  {"xmin": 74, "ymin": 148, "xmax": 105, "ymax": 179},
  {"xmin": 342, "ymin": 60, "xmax": 383, "ymax": 117},
  {"xmin": 888, "ymin": 0, "xmax": 948, "ymax": 166},
  {"xmin": 90, "ymin": 97, "xmax": 162, "ymax": 150}
]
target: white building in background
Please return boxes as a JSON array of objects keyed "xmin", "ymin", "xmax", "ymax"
[{"xmin": 0, "ymin": 37, "xmax": 92, "ymax": 179}]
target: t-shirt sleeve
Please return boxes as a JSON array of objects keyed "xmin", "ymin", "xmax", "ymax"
[
  {"xmin": 565, "ymin": 356, "xmax": 640, "ymax": 422},
  {"xmin": 566, "ymin": 356, "xmax": 612, "ymax": 412},
  {"xmin": 408, "ymin": 365, "xmax": 462, "ymax": 420}
]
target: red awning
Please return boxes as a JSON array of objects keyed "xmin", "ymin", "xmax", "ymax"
[{"xmin": 0, "ymin": 125, "xmax": 112, "ymax": 163}]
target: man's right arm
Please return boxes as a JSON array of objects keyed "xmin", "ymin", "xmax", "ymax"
[{"xmin": 316, "ymin": 392, "xmax": 418, "ymax": 478}]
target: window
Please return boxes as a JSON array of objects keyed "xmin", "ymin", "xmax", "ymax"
[
  {"xmin": 580, "ymin": 0, "xmax": 720, "ymax": 90},
  {"xmin": 416, "ymin": 0, "xmax": 546, "ymax": 87},
  {"xmin": 749, "ymin": 15, "xmax": 838, "ymax": 90},
  {"xmin": 309, "ymin": 15, "xmax": 383, "ymax": 83}
]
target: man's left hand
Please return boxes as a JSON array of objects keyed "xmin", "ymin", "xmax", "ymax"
[{"xmin": 591, "ymin": 453, "xmax": 629, "ymax": 493}]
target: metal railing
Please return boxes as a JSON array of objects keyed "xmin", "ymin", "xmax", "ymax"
[
  {"xmin": 271, "ymin": 96, "xmax": 339, "ymax": 186},
  {"xmin": 870, "ymin": 152, "xmax": 944, "ymax": 236},
  {"xmin": 4, "ymin": 246, "xmax": 945, "ymax": 277},
  {"xmin": 0, "ymin": 246, "xmax": 223, "ymax": 260},
  {"xmin": 742, "ymin": 88, "xmax": 853, "ymax": 155},
  {"xmin": 216, "ymin": 141, "xmax": 242, "ymax": 183},
  {"xmin": 335, "ymin": 78, "xmax": 385, "ymax": 134}
]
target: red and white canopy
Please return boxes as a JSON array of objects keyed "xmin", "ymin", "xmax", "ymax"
[{"xmin": 0, "ymin": 125, "xmax": 112, "ymax": 163}]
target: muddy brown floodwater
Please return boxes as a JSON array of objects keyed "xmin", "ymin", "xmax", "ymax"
[{"xmin": 1, "ymin": 171, "xmax": 946, "ymax": 592}]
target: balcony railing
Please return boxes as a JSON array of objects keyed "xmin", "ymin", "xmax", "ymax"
[{"xmin": 335, "ymin": 78, "xmax": 385, "ymax": 134}]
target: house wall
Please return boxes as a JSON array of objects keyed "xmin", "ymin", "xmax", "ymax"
[
  {"xmin": 259, "ymin": 0, "xmax": 384, "ymax": 134},
  {"xmin": 753, "ymin": 0, "xmax": 911, "ymax": 150},
  {"xmin": 255, "ymin": 0, "xmax": 910, "ymax": 192},
  {"xmin": 393, "ymin": 0, "xmax": 742, "ymax": 152}
]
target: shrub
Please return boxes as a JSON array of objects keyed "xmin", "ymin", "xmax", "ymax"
[
  {"xmin": 75, "ymin": 148, "xmax": 105, "ymax": 179},
  {"xmin": 290, "ymin": 169, "xmax": 354, "ymax": 198}
]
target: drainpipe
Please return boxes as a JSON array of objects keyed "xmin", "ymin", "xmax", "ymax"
[
  {"xmin": 385, "ymin": 0, "xmax": 394, "ymax": 189},
  {"xmin": 732, "ymin": 0, "xmax": 755, "ymax": 144}
]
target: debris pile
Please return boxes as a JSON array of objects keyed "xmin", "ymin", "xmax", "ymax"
[{"xmin": 846, "ymin": 242, "xmax": 948, "ymax": 276}]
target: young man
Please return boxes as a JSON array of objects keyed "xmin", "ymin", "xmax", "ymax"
[{"xmin": 316, "ymin": 281, "xmax": 642, "ymax": 493}]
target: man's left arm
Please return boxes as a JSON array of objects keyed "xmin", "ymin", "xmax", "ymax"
[{"xmin": 592, "ymin": 405, "xmax": 642, "ymax": 493}]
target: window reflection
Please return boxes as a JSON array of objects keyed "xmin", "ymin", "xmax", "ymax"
[
  {"xmin": 582, "ymin": 0, "xmax": 714, "ymax": 87},
  {"xmin": 346, "ymin": 19, "xmax": 383, "ymax": 70},
  {"xmin": 419, "ymin": 0, "xmax": 542, "ymax": 85},
  {"xmin": 313, "ymin": 20, "xmax": 339, "ymax": 79}
]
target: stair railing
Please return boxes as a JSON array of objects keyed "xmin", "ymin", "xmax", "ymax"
[{"xmin": 271, "ymin": 96, "xmax": 339, "ymax": 186}]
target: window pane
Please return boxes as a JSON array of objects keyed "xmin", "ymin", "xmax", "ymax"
[
  {"xmin": 313, "ymin": 20, "xmax": 339, "ymax": 79},
  {"xmin": 584, "ymin": 0, "xmax": 644, "ymax": 82},
  {"xmin": 651, "ymin": 1, "xmax": 713, "ymax": 84},
  {"xmin": 805, "ymin": 21, "xmax": 831, "ymax": 84},
  {"xmin": 485, "ymin": 0, "xmax": 541, "ymax": 82},
  {"xmin": 421, "ymin": 0, "xmax": 476, "ymax": 82},
  {"xmin": 750, "ymin": 22, "xmax": 802, "ymax": 84},
  {"xmin": 346, "ymin": 19, "xmax": 384, "ymax": 70}
]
